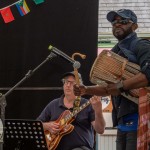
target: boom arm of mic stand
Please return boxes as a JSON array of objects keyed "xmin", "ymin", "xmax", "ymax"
[
  {"xmin": 0, "ymin": 52, "xmax": 57, "ymax": 148},
  {"xmin": 4, "ymin": 53, "xmax": 56, "ymax": 97}
]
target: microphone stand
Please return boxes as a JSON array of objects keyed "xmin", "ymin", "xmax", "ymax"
[{"xmin": 0, "ymin": 52, "xmax": 57, "ymax": 150}]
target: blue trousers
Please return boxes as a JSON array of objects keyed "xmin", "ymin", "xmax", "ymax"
[{"xmin": 116, "ymin": 130, "xmax": 137, "ymax": 150}]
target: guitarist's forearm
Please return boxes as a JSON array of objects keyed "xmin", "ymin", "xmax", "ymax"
[
  {"xmin": 93, "ymin": 111, "xmax": 106, "ymax": 134},
  {"xmin": 90, "ymin": 96, "xmax": 106, "ymax": 134}
]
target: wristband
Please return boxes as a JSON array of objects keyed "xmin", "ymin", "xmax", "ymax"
[
  {"xmin": 116, "ymin": 81, "xmax": 130, "ymax": 95},
  {"xmin": 116, "ymin": 80, "xmax": 123, "ymax": 88}
]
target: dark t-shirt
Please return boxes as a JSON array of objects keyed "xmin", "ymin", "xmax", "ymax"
[{"xmin": 37, "ymin": 95, "xmax": 95, "ymax": 150}]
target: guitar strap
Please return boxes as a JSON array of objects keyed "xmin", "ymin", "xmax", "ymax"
[{"xmin": 73, "ymin": 96, "xmax": 81, "ymax": 112}]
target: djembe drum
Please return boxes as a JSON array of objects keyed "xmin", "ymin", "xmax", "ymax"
[{"xmin": 90, "ymin": 50, "xmax": 150, "ymax": 104}]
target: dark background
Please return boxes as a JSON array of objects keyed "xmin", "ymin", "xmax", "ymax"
[{"xmin": 0, "ymin": 0, "xmax": 98, "ymax": 120}]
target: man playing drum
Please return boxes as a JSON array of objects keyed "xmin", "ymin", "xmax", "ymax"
[{"xmin": 74, "ymin": 9, "xmax": 150, "ymax": 150}]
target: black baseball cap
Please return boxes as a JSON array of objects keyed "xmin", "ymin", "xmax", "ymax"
[
  {"xmin": 107, "ymin": 9, "xmax": 137, "ymax": 23},
  {"xmin": 62, "ymin": 71, "xmax": 82, "ymax": 80}
]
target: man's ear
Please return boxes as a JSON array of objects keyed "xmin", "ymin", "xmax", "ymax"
[{"xmin": 132, "ymin": 23, "xmax": 138, "ymax": 31}]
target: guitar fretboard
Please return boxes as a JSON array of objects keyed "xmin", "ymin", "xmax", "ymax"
[{"xmin": 60, "ymin": 100, "xmax": 90, "ymax": 125}]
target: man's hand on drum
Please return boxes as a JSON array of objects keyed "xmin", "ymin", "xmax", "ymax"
[{"xmin": 73, "ymin": 84, "xmax": 87, "ymax": 96}]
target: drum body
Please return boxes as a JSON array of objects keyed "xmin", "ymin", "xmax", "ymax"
[{"xmin": 90, "ymin": 50, "xmax": 150, "ymax": 104}]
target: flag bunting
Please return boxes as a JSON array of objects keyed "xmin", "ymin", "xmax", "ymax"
[
  {"xmin": 16, "ymin": 0, "xmax": 30, "ymax": 16},
  {"xmin": 0, "ymin": 7, "xmax": 14, "ymax": 23},
  {"xmin": 33, "ymin": 0, "xmax": 45, "ymax": 5},
  {"xmin": 0, "ymin": 0, "xmax": 45, "ymax": 23}
]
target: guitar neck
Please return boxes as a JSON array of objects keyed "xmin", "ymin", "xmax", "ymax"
[
  {"xmin": 72, "ymin": 100, "xmax": 90, "ymax": 117},
  {"xmin": 59, "ymin": 100, "xmax": 91, "ymax": 126},
  {"xmin": 67, "ymin": 100, "xmax": 91, "ymax": 122}
]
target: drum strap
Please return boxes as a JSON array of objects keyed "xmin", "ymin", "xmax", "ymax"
[{"xmin": 119, "ymin": 60, "xmax": 128, "ymax": 80}]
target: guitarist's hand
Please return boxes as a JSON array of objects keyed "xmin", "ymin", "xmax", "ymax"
[
  {"xmin": 90, "ymin": 96, "xmax": 102, "ymax": 112},
  {"xmin": 90, "ymin": 96, "xmax": 106, "ymax": 134},
  {"xmin": 43, "ymin": 121, "xmax": 60, "ymax": 134}
]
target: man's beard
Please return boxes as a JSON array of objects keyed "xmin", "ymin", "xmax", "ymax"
[{"xmin": 113, "ymin": 27, "xmax": 133, "ymax": 41}]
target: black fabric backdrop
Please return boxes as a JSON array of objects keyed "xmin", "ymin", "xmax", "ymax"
[{"xmin": 0, "ymin": 0, "xmax": 98, "ymax": 120}]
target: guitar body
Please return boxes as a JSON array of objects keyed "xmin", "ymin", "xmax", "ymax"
[{"xmin": 45, "ymin": 110, "xmax": 74, "ymax": 150}]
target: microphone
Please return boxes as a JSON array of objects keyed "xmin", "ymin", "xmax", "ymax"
[{"xmin": 48, "ymin": 45, "xmax": 81, "ymax": 69}]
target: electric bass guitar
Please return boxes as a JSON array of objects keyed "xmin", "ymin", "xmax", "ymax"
[{"xmin": 45, "ymin": 100, "xmax": 91, "ymax": 150}]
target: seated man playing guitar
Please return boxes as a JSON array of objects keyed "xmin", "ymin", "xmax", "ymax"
[{"xmin": 37, "ymin": 71, "xmax": 106, "ymax": 150}]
